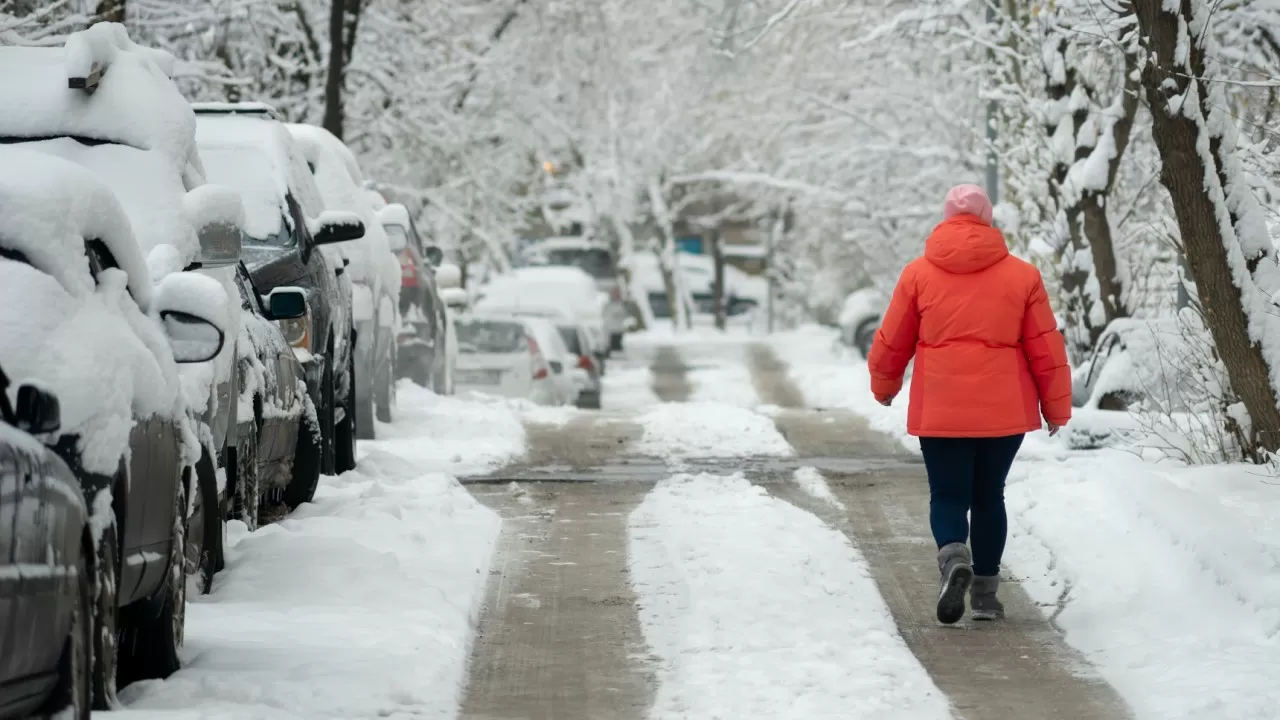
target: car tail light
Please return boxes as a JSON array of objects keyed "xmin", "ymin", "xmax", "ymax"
[
  {"xmin": 577, "ymin": 354, "xmax": 594, "ymax": 371},
  {"xmin": 399, "ymin": 249, "xmax": 418, "ymax": 287},
  {"xmin": 533, "ymin": 365, "xmax": 549, "ymax": 380},
  {"xmin": 528, "ymin": 336, "xmax": 549, "ymax": 379}
]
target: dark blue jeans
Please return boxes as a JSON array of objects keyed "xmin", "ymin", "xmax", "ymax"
[{"xmin": 918, "ymin": 434, "xmax": 1024, "ymax": 577}]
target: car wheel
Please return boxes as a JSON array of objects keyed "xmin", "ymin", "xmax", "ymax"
[
  {"xmin": 284, "ymin": 406, "xmax": 323, "ymax": 510},
  {"xmin": 230, "ymin": 419, "xmax": 260, "ymax": 532},
  {"xmin": 610, "ymin": 332, "xmax": 624, "ymax": 352},
  {"xmin": 376, "ymin": 347, "xmax": 395, "ymax": 424},
  {"xmin": 336, "ymin": 351, "xmax": 359, "ymax": 472},
  {"xmin": 39, "ymin": 545, "xmax": 92, "ymax": 720},
  {"xmin": 90, "ymin": 506, "xmax": 120, "ymax": 710},
  {"xmin": 184, "ymin": 451, "xmax": 223, "ymax": 596},
  {"xmin": 118, "ymin": 480, "xmax": 185, "ymax": 684}
]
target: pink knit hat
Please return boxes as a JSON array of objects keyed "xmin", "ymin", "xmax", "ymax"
[{"xmin": 943, "ymin": 184, "xmax": 993, "ymax": 225}]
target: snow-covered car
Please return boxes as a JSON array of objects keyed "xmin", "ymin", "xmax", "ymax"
[
  {"xmin": 1072, "ymin": 317, "xmax": 1202, "ymax": 412},
  {"xmin": 374, "ymin": 200, "xmax": 453, "ymax": 393},
  {"xmin": 474, "ymin": 266, "xmax": 609, "ymax": 373},
  {"xmin": 0, "ymin": 147, "xmax": 228, "ymax": 708},
  {"xmin": 628, "ymin": 250, "xmax": 766, "ymax": 326},
  {"xmin": 0, "ymin": 366, "xmax": 91, "ymax": 720},
  {"xmin": 286, "ymin": 124, "xmax": 403, "ymax": 437},
  {"xmin": 518, "ymin": 236, "xmax": 630, "ymax": 352},
  {"xmin": 557, "ymin": 322, "xmax": 603, "ymax": 409},
  {"xmin": 193, "ymin": 105, "xmax": 364, "ymax": 480},
  {"xmin": 454, "ymin": 315, "xmax": 561, "ymax": 404},
  {"xmin": 837, "ymin": 287, "xmax": 885, "ymax": 359},
  {"xmin": 0, "ymin": 24, "xmax": 250, "ymax": 529},
  {"xmin": 523, "ymin": 316, "xmax": 581, "ymax": 407},
  {"xmin": 228, "ymin": 265, "xmax": 318, "ymax": 525}
]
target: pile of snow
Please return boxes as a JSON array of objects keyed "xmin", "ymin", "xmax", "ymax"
[
  {"xmin": 629, "ymin": 472, "xmax": 950, "ymax": 719},
  {"xmin": 1005, "ymin": 452, "xmax": 1280, "ymax": 719},
  {"xmin": 0, "ymin": 149, "xmax": 189, "ymax": 475},
  {"xmin": 362, "ymin": 382, "xmax": 526, "ymax": 475},
  {"xmin": 793, "ymin": 466, "xmax": 846, "ymax": 510},
  {"xmin": 116, "ymin": 454, "xmax": 500, "ymax": 720},
  {"xmin": 635, "ymin": 402, "xmax": 792, "ymax": 460},
  {"xmin": 601, "ymin": 364, "xmax": 660, "ymax": 411}
]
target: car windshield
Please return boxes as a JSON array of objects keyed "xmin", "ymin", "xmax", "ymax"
[
  {"xmin": 199, "ymin": 144, "xmax": 294, "ymax": 245},
  {"xmin": 528, "ymin": 247, "xmax": 616, "ymax": 280},
  {"xmin": 558, "ymin": 326, "xmax": 583, "ymax": 355},
  {"xmin": 383, "ymin": 223, "xmax": 408, "ymax": 252},
  {"xmin": 457, "ymin": 320, "xmax": 527, "ymax": 354}
]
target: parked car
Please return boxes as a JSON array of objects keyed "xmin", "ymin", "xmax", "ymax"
[
  {"xmin": 1072, "ymin": 317, "xmax": 1199, "ymax": 412},
  {"xmin": 0, "ymin": 367, "xmax": 91, "ymax": 720},
  {"xmin": 454, "ymin": 315, "xmax": 562, "ymax": 404},
  {"xmin": 192, "ymin": 104, "xmax": 364, "ymax": 480},
  {"xmin": 0, "ymin": 147, "xmax": 228, "ymax": 707},
  {"xmin": 228, "ymin": 264, "xmax": 317, "ymax": 526},
  {"xmin": 557, "ymin": 323, "xmax": 603, "ymax": 409},
  {"xmin": 0, "ymin": 27, "xmax": 246, "ymax": 578},
  {"xmin": 523, "ymin": 316, "xmax": 580, "ymax": 406},
  {"xmin": 374, "ymin": 201, "xmax": 453, "ymax": 393},
  {"xmin": 518, "ymin": 236, "xmax": 629, "ymax": 352},
  {"xmin": 474, "ymin": 266, "xmax": 609, "ymax": 374},
  {"xmin": 286, "ymin": 124, "xmax": 403, "ymax": 436},
  {"xmin": 837, "ymin": 288, "xmax": 885, "ymax": 360}
]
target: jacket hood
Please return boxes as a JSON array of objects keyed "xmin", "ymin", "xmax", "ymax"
[{"xmin": 924, "ymin": 215, "xmax": 1009, "ymax": 274}]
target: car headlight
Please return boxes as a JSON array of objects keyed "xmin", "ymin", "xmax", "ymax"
[{"xmin": 277, "ymin": 307, "xmax": 312, "ymax": 352}]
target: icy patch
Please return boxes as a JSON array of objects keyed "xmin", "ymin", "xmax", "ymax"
[
  {"xmin": 793, "ymin": 466, "xmax": 846, "ymax": 510},
  {"xmin": 636, "ymin": 402, "xmax": 793, "ymax": 460},
  {"xmin": 629, "ymin": 472, "xmax": 951, "ymax": 719},
  {"xmin": 115, "ymin": 454, "xmax": 501, "ymax": 719},
  {"xmin": 1005, "ymin": 453, "xmax": 1280, "ymax": 719},
  {"xmin": 363, "ymin": 382, "xmax": 526, "ymax": 476}
]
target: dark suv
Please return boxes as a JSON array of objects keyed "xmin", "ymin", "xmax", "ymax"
[
  {"xmin": 377, "ymin": 202, "xmax": 451, "ymax": 392},
  {"xmin": 194, "ymin": 104, "xmax": 365, "ymax": 482}
]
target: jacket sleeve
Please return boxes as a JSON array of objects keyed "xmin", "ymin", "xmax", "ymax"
[
  {"xmin": 1021, "ymin": 274, "xmax": 1072, "ymax": 425},
  {"xmin": 867, "ymin": 266, "xmax": 920, "ymax": 399}
]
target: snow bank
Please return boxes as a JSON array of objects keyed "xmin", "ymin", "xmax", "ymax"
[
  {"xmin": 363, "ymin": 382, "xmax": 526, "ymax": 475},
  {"xmin": 602, "ymin": 364, "xmax": 660, "ymax": 411},
  {"xmin": 116, "ymin": 456, "xmax": 500, "ymax": 719},
  {"xmin": 793, "ymin": 466, "xmax": 845, "ymax": 510},
  {"xmin": 1005, "ymin": 453, "xmax": 1280, "ymax": 719},
  {"xmin": 629, "ymin": 472, "xmax": 951, "ymax": 719},
  {"xmin": 636, "ymin": 402, "xmax": 792, "ymax": 460}
]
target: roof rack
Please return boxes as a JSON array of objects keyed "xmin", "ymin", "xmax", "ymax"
[{"xmin": 190, "ymin": 102, "xmax": 284, "ymax": 121}]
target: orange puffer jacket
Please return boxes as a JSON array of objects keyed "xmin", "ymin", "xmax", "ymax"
[{"xmin": 868, "ymin": 214, "xmax": 1071, "ymax": 437}]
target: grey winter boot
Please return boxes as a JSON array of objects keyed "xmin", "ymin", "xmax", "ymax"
[
  {"xmin": 936, "ymin": 542, "xmax": 973, "ymax": 625},
  {"xmin": 970, "ymin": 575, "xmax": 1004, "ymax": 621}
]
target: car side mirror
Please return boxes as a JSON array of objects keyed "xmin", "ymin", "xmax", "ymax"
[
  {"xmin": 184, "ymin": 185, "xmax": 245, "ymax": 269},
  {"xmin": 440, "ymin": 287, "xmax": 468, "ymax": 309},
  {"xmin": 424, "ymin": 245, "xmax": 444, "ymax": 267},
  {"xmin": 266, "ymin": 286, "xmax": 307, "ymax": 320},
  {"xmin": 161, "ymin": 311, "xmax": 226, "ymax": 363},
  {"xmin": 436, "ymin": 263, "xmax": 462, "ymax": 290},
  {"xmin": 14, "ymin": 383, "xmax": 61, "ymax": 434},
  {"xmin": 311, "ymin": 211, "xmax": 365, "ymax": 245},
  {"xmin": 155, "ymin": 272, "xmax": 230, "ymax": 363}
]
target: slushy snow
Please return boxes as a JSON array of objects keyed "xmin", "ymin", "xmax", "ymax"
[
  {"xmin": 635, "ymin": 402, "xmax": 793, "ymax": 460},
  {"xmin": 629, "ymin": 472, "xmax": 951, "ymax": 720}
]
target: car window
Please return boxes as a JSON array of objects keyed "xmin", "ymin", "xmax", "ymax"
[
  {"xmin": 234, "ymin": 265, "xmax": 264, "ymax": 314},
  {"xmin": 557, "ymin": 326, "xmax": 583, "ymax": 355},
  {"xmin": 457, "ymin": 320, "xmax": 527, "ymax": 353},
  {"xmin": 1083, "ymin": 333, "xmax": 1122, "ymax": 396}
]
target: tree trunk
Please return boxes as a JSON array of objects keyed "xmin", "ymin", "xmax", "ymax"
[
  {"xmin": 96, "ymin": 0, "xmax": 125, "ymax": 23},
  {"xmin": 711, "ymin": 230, "xmax": 726, "ymax": 330},
  {"xmin": 1134, "ymin": 0, "xmax": 1280, "ymax": 458},
  {"xmin": 325, "ymin": 0, "xmax": 350, "ymax": 137}
]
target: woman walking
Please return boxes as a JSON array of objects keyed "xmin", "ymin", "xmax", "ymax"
[{"xmin": 867, "ymin": 184, "xmax": 1071, "ymax": 625}]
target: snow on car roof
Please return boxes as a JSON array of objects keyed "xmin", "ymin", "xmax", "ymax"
[
  {"xmin": 285, "ymin": 123, "xmax": 399, "ymax": 293},
  {"xmin": 196, "ymin": 115, "xmax": 327, "ymax": 240},
  {"xmin": 378, "ymin": 203, "xmax": 412, "ymax": 230},
  {"xmin": 0, "ymin": 24, "xmax": 196, "ymax": 168},
  {"xmin": 0, "ymin": 146, "xmax": 151, "ymax": 307}
]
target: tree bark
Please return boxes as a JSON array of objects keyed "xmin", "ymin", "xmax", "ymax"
[
  {"xmin": 322, "ymin": 0, "xmax": 346, "ymax": 138},
  {"xmin": 1134, "ymin": 0, "xmax": 1280, "ymax": 458},
  {"xmin": 711, "ymin": 229, "xmax": 726, "ymax": 330}
]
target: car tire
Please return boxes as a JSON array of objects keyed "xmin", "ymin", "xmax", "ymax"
[
  {"xmin": 375, "ymin": 347, "xmax": 395, "ymax": 424},
  {"xmin": 336, "ymin": 351, "xmax": 359, "ymax": 472},
  {"xmin": 90, "ymin": 506, "xmax": 120, "ymax": 710},
  {"xmin": 318, "ymin": 357, "xmax": 336, "ymax": 476},
  {"xmin": 230, "ymin": 419, "xmax": 260, "ymax": 532},
  {"xmin": 186, "ymin": 451, "xmax": 224, "ymax": 595},
  {"xmin": 576, "ymin": 392, "xmax": 602, "ymax": 410},
  {"xmin": 40, "ymin": 545, "xmax": 92, "ymax": 720},
  {"xmin": 284, "ymin": 406, "xmax": 323, "ymax": 510},
  {"xmin": 118, "ymin": 480, "xmax": 186, "ymax": 685},
  {"xmin": 610, "ymin": 332, "xmax": 624, "ymax": 353}
]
